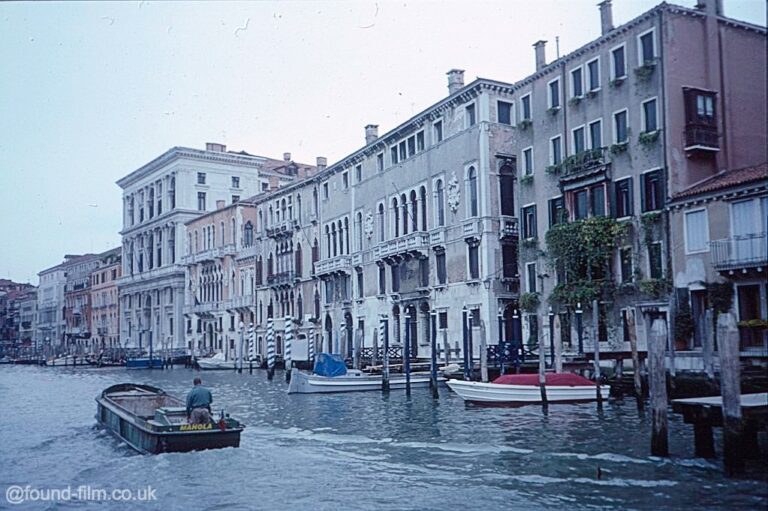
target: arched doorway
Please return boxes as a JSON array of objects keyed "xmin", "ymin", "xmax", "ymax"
[
  {"xmin": 392, "ymin": 305, "xmax": 401, "ymax": 347},
  {"xmin": 405, "ymin": 304, "xmax": 418, "ymax": 357},
  {"xmin": 344, "ymin": 311, "xmax": 353, "ymax": 358},
  {"xmin": 324, "ymin": 314, "xmax": 333, "ymax": 353}
]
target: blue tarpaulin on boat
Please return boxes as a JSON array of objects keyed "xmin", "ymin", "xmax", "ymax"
[{"xmin": 313, "ymin": 353, "xmax": 347, "ymax": 377}]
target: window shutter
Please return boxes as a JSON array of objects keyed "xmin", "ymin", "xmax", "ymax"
[{"xmin": 639, "ymin": 174, "xmax": 646, "ymax": 213}]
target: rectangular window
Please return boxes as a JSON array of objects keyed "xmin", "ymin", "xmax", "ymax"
[
  {"xmin": 502, "ymin": 243, "xmax": 517, "ymax": 279},
  {"xmin": 342, "ymin": 171, "xmax": 349, "ymax": 189},
  {"xmin": 572, "ymin": 126, "xmax": 585, "ymax": 154},
  {"xmin": 399, "ymin": 141, "xmax": 407, "ymax": 161},
  {"xmin": 589, "ymin": 119, "xmax": 603, "ymax": 149},
  {"xmin": 574, "ymin": 190, "xmax": 589, "ymax": 220},
  {"xmin": 416, "ymin": 131, "xmax": 425, "ymax": 151},
  {"xmin": 695, "ymin": 94, "xmax": 715, "ymax": 122},
  {"xmin": 550, "ymin": 136, "xmax": 562, "ymax": 165},
  {"xmin": 571, "ymin": 67, "xmax": 583, "ymax": 98},
  {"xmin": 232, "ymin": 195, "xmax": 240, "ymax": 204},
  {"xmin": 231, "ymin": 176, "xmax": 240, "ymax": 188},
  {"xmin": 642, "ymin": 98, "xmax": 658, "ymax": 132},
  {"xmin": 433, "ymin": 121, "xmax": 443, "ymax": 143},
  {"xmin": 436, "ymin": 251, "xmax": 446, "ymax": 285},
  {"xmin": 523, "ymin": 147, "xmax": 534, "ymax": 176},
  {"xmin": 648, "ymin": 242, "xmax": 663, "ymax": 279},
  {"xmin": 620, "ymin": 247, "xmax": 633, "ymax": 282},
  {"xmin": 407, "ymin": 136, "xmax": 416, "ymax": 156},
  {"xmin": 439, "ymin": 312, "xmax": 448, "ymax": 329},
  {"xmin": 378, "ymin": 266, "xmax": 386, "ymax": 294},
  {"xmin": 323, "ymin": 183, "xmax": 329, "ymax": 200},
  {"xmin": 522, "ymin": 205, "xmax": 537, "ymax": 239},
  {"xmin": 391, "ymin": 264, "xmax": 400, "ymax": 292},
  {"xmin": 587, "ymin": 57, "xmax": 600, "ymax": 91},
  {"xmin": 548, "ymin": 78, "xmax": 561, "ymax": 108},
  {"xmin": 466, "ymin": 104, "xmax": 476, "ymax": 127},
  {"xmin": 590, "ymin": 185, "xmax": 606, "ymax": 217},
  {"xmin": 197, "ymin": 172, "xmax": 206, "ymax": 185},
  {"xmin": 419, "ymin": 258, "xmax": 429, "ymax": 287},
  {"xmin": 391, "ymin": 146, "xmax": 399, "ymax": 165},
  {"xmin": 549, "ymin": 196, "xmax": 565, "ymax": 227},
  {"xmin": 642, "ymin": 170, "xmax": 663, "ymax": 212},
  {"xmin": 526, "ymin": 262, "xmax": 537, "ymax": 293},
  {"xmin": 685, "ymin": 209, "xmax": 709, "ymax": 253},
  {"xmin": 498, "ymin": 101, "xmax": 513, "ymax": 125},
  {"xmin": 356, "ymin": 268, "xmax": 364, "ymax": 298},
  {"xmin": 611, "ymin": 44, "xmax": 626, "ymax": 79},
  {"xmin": 614, "ymin": 178, "xmax": 633, "ymax": 218},
  {"xmin": 197, "ymin": 192, "xmax": 206, "ymax": 211},
  {"xmin": 377, "ymin": 153, "xmax": 384, "ymax": 172},
  {"xmin": 638, "ymin": 29, "xmax": 656, "ymax": 64},
  {"xmin": 521, "ymin": 94, "xmax": 531, "ymax": 120},
  {"xmin": 355, "ymin": 165, "xmax": 362, "ymax": 183},
  {"xmin": 614, "ymin": 110, "xmax": 628, "ymax": 144},
  {"xmin": 468, "ymin": 243, "xmax": 479, "ymax": 280}
]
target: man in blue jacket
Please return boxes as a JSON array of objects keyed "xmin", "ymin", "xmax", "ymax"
[{"xmin": 186, "ymin": 377, "xmax": 213, "ymax": 424}]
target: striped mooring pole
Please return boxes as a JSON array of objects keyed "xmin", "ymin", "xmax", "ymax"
[
  {"xmin": 308, "ymin": 328, "xmax": 315, "ymax": 368},
  {"xmin": 267, "ymin": 317, "xmax": 275, "ymax": 380},
  {"xmin": 284, "ymin": 315, "xmax": 293, "ymax": 382},
  {"xmin": 380, "ymin": 314, "xmax": 390, "ymax": 393},
  {"xmin": 248, "ymin": 322, "xmax": 255, "ymax": 374}
]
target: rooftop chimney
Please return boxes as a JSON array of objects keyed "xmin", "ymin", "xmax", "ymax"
[
  {"xmin": 364, "ymin": 125, "xmax": 379, "ymax": 145},
  {"xmin": 316, "ymin": 157, "xmax": 327, "ymax": 171},
  {"xmin": 598, "ymin": 0, "xmax": 614, "ymax": 35},
  {"xmin": 206, "ymin": 142, "xmax": 226, "ymax": 153},
  {"xmin": 283, "ymin": 152, "xmax": 291, "ymax": 162},
  {"xmin": 446, "ymin": 69, "xmax": 465, "ymax": 95},
  {"xmin": 697, "ymin": 0, "xmax": 723, "ymax": 16},
  {"xmin": 216, "ymin": 200, "xmax": 226, "ymax": 210},
  {"xmin": 533, "ymin": 40, "xmax": 547, "ymax": 71}
]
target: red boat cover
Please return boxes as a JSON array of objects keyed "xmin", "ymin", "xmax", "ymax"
[{"xmin": 492, "ymin": 373, "xmax": 596, "ymax": 387}]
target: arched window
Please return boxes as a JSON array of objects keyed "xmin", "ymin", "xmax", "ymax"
[
  {"xmin": 314, "ymin": 289, "xmax": 320, "ymax": 318},
  {"xmin": 344, "ymin": 217, "xmax": 350, "ymax": 255},
  {"xmin": 267, "ymin": 253, "xmax": 274, "ymax": 277},
  {"xmin": 468, "ymin": 166, "xmax": 478, "ymax": 217},
  {"xmin": 331, "ymin": 224, "xmax": 337, "ymax": 257},
  {"xmin": 244, "ymin": 221, "xmax": 254, "ymax": 247},
  {"xmin": 297, "ymin": 294, "xmax": 303, "ymax": 320},
  {"xmin": 419, "ymin": 186, "xmax": 427, "ymax": 231},
  {"xmin": 295, "ymin": 243, "xmax": 303, "ymax": 277},
  {"xmin": 392, "ymin": 198, "xmax": 399, "ymax": 238},
  {"xmin": 378, "ymin": 204, "xmax": 385, "ymax": 241},
  {"xmin": 436, "ymin": 179, "xmax": 445, "ymax": 227},
  {"xmin": 312, "ymin": 238, "xmax": 319, "ymax": 267},
  {"xmin": 410, "ymin": 190, "xmax": 418, "ymax": 232},
  {"xmin": 355, "ymin": 212, "xmax": 363, "ymax": 251},
  {"xmin": 268, "ymin": 206, "xmax": 274, "ymax": 226},
  {"xmin": 258, "ymin": 210, "xmax": 263, "ymax": 232},
  {"xmin": 401, "ymin": 193, "xmax": 408, "ymax": 235},
  {"xmin": 313, "ymin": 188, "xmax": 318, "ymax": 216},
  {"xmin": 231, "ymin": 218, "xmax": 236, "ymax": 246},
  {"xmin": 296, "ymin": 194, "xmax": 302, "ymax": 223},
  {"xmin": 281, "ymin": 199, "xmax": 287, "ymax": 221},
  {"xmin": 168, "ymin": 177, "xmax": 175, "ymax": 209},
  {"xmin": 499, "ymin": 164, "xmax": 515, "ymax": 215},
  {"xmin": 325, "ymin": 226, "xmax": 331, "ymax": 258},
  {"xmin": 256, "ymin": 256, "xmax": 263, "ymax": 285}
]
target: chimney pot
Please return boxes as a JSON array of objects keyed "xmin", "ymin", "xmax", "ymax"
[
  {"xmin": 696, "ymin": 0, "xmax": 723, "ymax": 16},
  {"xmin": 533, "ymin": 40, "xmax": 547, "ymax": 71},
  {"xmin": 316, "ymin": 157, "xmax": 327, "ymax": 171},
  {"xmin": 446, "ymin": 69, "xmax": 465, "ymax": 95},
  {"xmin": 364, "ymin": 124, "xmax": 379, "ymax": 145},
  {"xmin": 598, "ymin": 0, "xmax": 614, "ymax": 35},
  {"xmin": 283, "ymin": 152, "xmax": 291, "ymax": 162}
]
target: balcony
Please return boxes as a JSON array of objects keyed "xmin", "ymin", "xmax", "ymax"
[
  {"xmin": 183, "ymin": 244, "xmax": 237, "ymax": 265},
  {"xmin": 267, "ymin": 271, "xmax": 296, "ymax": 287},
  {"xmin": 373, "ymin": 231, "xmax": 430, "ymax": 260},
  {"xmin": 266, "ymin": 219, "xmax": 298, "ymax": 239},
  {"xmin": 230, "ymin": 294, "xmax": 255, "ymax": 310},
  {"xmin": 710, "ymin": 233, "xmax": 767, "ymax": 272},
  {"xmin": 314, "ymin": 255, "xmax": 352, "ymax": 277},
  {"xmin": 499, "ymin": 216, "xmax": 519, "ymax": 240},
  {"xmin": 552, "ymin": 147, "xmax": 610, "ymax": 185},
  {"xmin": 685, "ymin": 125, "xmax": 719, "ymax": 153}
]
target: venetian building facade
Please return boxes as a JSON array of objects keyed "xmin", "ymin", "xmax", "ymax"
[
  {"xmin": 117, "ymin": 143, "xmax": 315, "ymax": 352},
  {"xmin": 89, "ymin": 247, "xmax": 122, "ymax": 350},
  {"xmin": 62, "ymin": 254, "xmax": 100, "ymax": 354}
]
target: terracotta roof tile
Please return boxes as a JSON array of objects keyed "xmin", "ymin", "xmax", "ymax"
[{"xmin": 674, "ymin": 162, "xmax": 767, "ymax": 199}]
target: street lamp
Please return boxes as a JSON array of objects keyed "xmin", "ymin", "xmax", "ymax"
[
  {"xmin": 497, "ymin": 307, "xmax": 505, "ymax": 376},
  {"xmin": 575, "ymin": 302, "xmax": 584, "ymax": 355},
  {"xmin": 512, "ymin": 309, "xmax": 521, "ymax": 367},
  {"xmin": 548, "ymin": 306, "xmax": 555, "ymax": 368}
]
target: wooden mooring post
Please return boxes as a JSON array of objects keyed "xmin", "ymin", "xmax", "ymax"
[
  {"xmin": 592, "ymin": 300, "xmax": 603, "ymax": 408},
  {"xmin": 538, "ymin": 313, "xmax": 548, "ymax": 409},
  {"xmin": 430, "ymin": 310, "xmax": 439, "ymax": 399},
  {"xmin": 627, "ymin": 308, "xmax": 644, "ymax": 411},
  {"xmin": 717, "ymin": 312, "xmax": 744, "ymax": 476},
  {"xmin": 553, "ymin": 314, "xmax": 562, "ymax": 373},
  {"xmin": 648, "ymin": 315, "xmax": 669, "ymax": 457},
  {"xmin": 480, "ymin": 320, "xmax": 488, "ymax": 382},
  {"xmin": 703, "ymin": 309, "xmax": 715, "ymax": 381}
]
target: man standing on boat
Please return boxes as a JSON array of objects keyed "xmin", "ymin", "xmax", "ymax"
[{"xmin": 186, "ymin": 377, "xmax": 213, "ymax": 424}]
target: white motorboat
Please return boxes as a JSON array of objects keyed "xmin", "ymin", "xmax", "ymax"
[
  {"xmin": 47, "ymin": 355, "xmax": 90, "ymax": 367},
  {"xmin": 196, "ymin": 352, "xmax": 237, "ymax": 370},
  {"xmin": 446, "ymin": 373, "xmax": 609, "ymax": 404}
]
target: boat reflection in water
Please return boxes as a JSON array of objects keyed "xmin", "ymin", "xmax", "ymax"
[{"xmin": 95, "ymin": 383, "xmax": 244, "ymax": 454}]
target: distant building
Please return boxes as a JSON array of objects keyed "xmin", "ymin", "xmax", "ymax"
[
  {"xmin": 18, "ymin": 288, "xmax": 37, "ymax": 347},
  {"xmin": 116, "ymin": 143, "xmax": 316, "ymax": 351},
  {"xmin": 89, "ymin": 247, "xmax": 122, "ymax": 351},
  {"xmin": 0, "ymin": 279, "xmax": 36, "ymax": 354},
  {"xmin": 63, "ymin": 254, "xmax": 100, "ymax": 353},
  {"xmin": 37, "ymin": 263, "xmax": 68, "ymax": 351}
]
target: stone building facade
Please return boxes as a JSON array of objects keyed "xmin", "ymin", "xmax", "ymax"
[
  {"xmin": 89, "ymin": 247, "xmax": 122, "ymax": 350},
  {"xmin": 117, "ymin": 143, "xmax": 316, "ymax": 351},
  {"xmin": 36, "ymin": 263, "xmax": 68, "ymax": 351},
  {"xmin": 63, "ymin": 254, "xmax": 100, "ymax": 353}
]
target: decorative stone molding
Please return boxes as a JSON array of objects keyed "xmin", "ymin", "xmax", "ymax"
[
  {"xmin": 447, "ymin": 172, "xmax": 461, "ymax": 213},
  {"xmin": 364, "ymin": 211, "xmax": 374, "ymax": 240}
]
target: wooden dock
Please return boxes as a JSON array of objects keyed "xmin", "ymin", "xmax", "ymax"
[{"xmin": 672, "ymin": 392, "xmax": 768, "ymax": 459}]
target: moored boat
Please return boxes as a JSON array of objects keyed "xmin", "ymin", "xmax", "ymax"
[
  {"xmin": 125, "ymin": 357, "xmax": 164, "ymax": 369},
  {"xmin": 446, "ymin": 373, "xmax": 609, "ymax": 404},
  {"xmin": 95, "ymin": 383, "xmax": 244, "ymax": 454},
  {"xmin": 287, "ymin": 353, "xmax": 446, "ymax": 394},
  {"xmin": 46, "ymin": 355, "xmax": 91, "ymax": 367},
  {"xmin": 196, "ymin": 352, "xmax": 237, "ymax": 370}
]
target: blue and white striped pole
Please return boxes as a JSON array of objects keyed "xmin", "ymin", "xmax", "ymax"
[
  {"xmin": 248, "ymin": 322, "xmax": 255, "ymax": 374},
  {"xmin": 284, "ymin": 315, "xmax": 293, "ymax": 382},
  {"xmin": 267, "ymin": 317, "xmax": 275, "ymax": 380},
  {"xmin": 308, "ymin": 328, "xmax": 315, "ymax": 368},
  {"xmin": 380, "ymin": 314, "xmax": 390, "ymax": 393}
]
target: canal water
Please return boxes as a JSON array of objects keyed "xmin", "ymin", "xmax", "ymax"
[{"xmin": 1, "ymin": 366, "xmax": 765, "ymax": 510}]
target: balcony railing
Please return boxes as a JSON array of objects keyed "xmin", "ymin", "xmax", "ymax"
[
  {"xmin": 266, "ymin": 219, "xmax": 298, "ymax": 238},
  {"xmin": 373, "ymin": 231, "xmax": 430, "ymax": 259},
  {"xmin": 499, "ymin": 216, "xmax": 519, "ymax": 239},
  {"xmin": 314, "ymin": 255, "xmax": 352, "ymax": 276},
  {"xmin": 555, "ymin": 147, "xmax": 608, "ymax": 178},
  {"xmin": 711, "ymin": 233, "xmax": 767, "ymax": 271},
  {"xmin": 685, "ymin": 125, "xmax": 719, "ymax": 151},
  {"xmin": 267, "ymin": 271, "xmax": 296, "ymax": 286},
  {"xmin": 183, "ymin": 244, "xmax": 237, "ymax": 264},
  {"xmin": 230, "ymin": 294, "xmax": 255, "ymax": 310}
]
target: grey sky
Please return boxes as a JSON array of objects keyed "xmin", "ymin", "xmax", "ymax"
[{"xmin": 1, "ymin": 0, "xmax": 764, "ymax": 284}]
